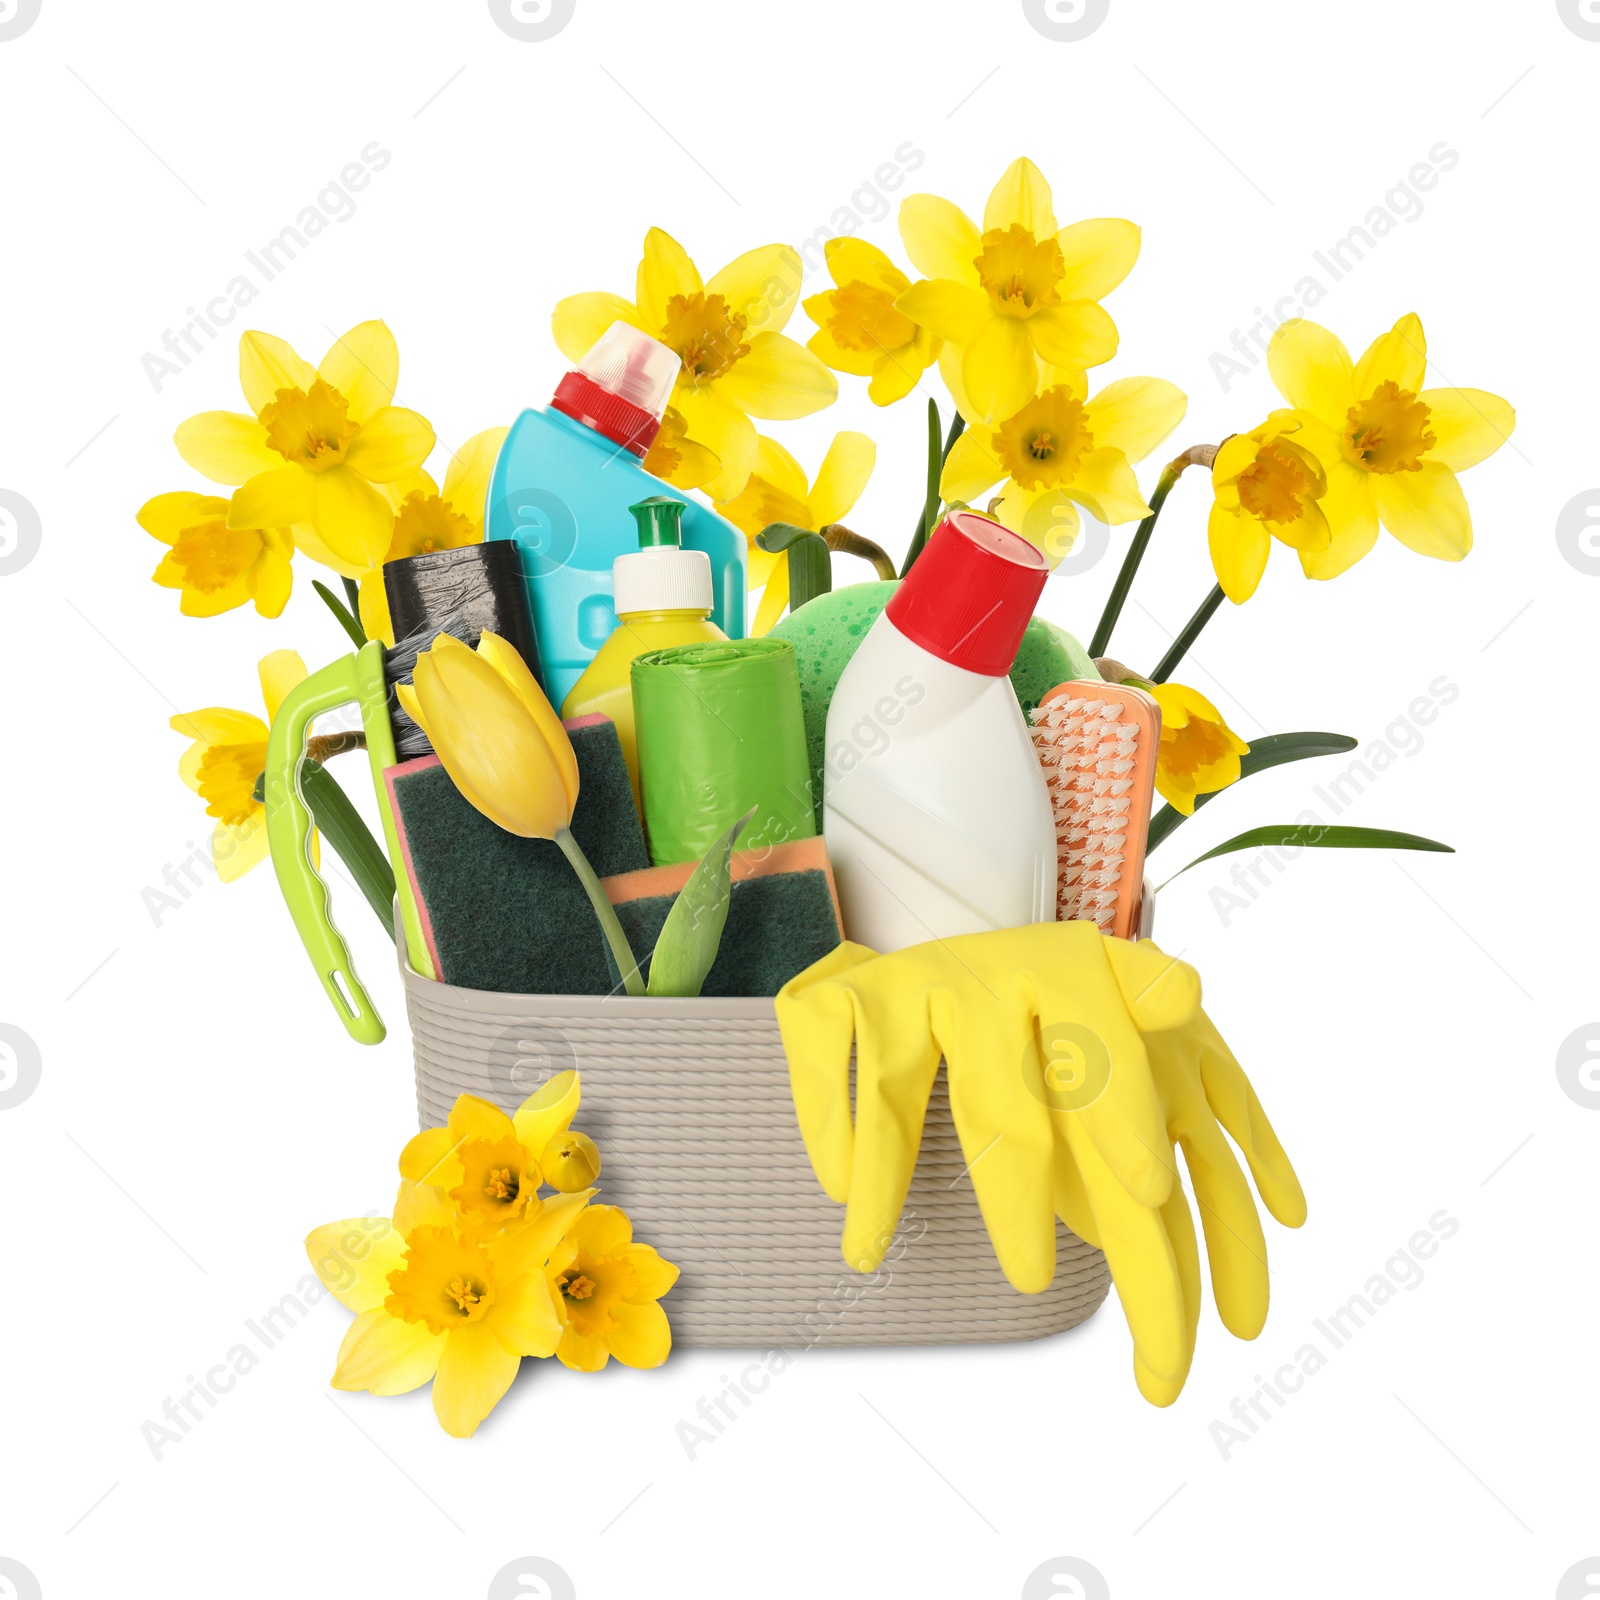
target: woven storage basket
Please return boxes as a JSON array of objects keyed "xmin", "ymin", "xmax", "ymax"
[{"xmin": 404, "ymin": 958, "xmax": 1109, "ymax": 1348}]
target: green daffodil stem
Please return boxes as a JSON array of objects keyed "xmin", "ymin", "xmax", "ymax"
[
  {"xmin": 1089, "ymin": 443, "xmax": 1219, "ymax": 659},
  {"xmin": 901, "ymin": 404, "xmax": 967, "ymax": 577},
  {"xmin": 1150, "ymin": 583, "xmax": 1227, "ymax": 684},
  {"xmin": 554, "ymin": 825, "xmax": 646, "ymax": 997},
  {"xmin": 822, "ymin": 523, "xmax": 898, "ymax": 581}
]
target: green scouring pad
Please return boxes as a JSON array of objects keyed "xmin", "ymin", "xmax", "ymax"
[
  {"xmin": 769, "ymin": 580, "xmax": 1098, "ymax": 827},
  {"xmin": 384, "ymin": 715, "xmax": 648, "ymax": 994}
]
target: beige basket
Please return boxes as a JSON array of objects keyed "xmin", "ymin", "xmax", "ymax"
[{"xmin": 404, "ymin": 957, "xmax": 1109, "ymax": 1348}]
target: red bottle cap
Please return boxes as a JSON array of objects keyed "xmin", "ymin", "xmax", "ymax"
[
  {"xmin": 886, "ymin": 511, "xmax": 1048, "ymax": 676},
  {"xmin": 549, "ymin": 323, "xmax": 680, "ymax": 458}
]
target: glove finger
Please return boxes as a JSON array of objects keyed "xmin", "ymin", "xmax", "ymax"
[
  {"xmin": 1134, "ymin": 1172, "xmax": 1202, "ymax": 1406},
  {"xmin": 1103, "ymin": 936, "xmax": 1203, "ymax": 1033},
  {"xmin": 1177, "ymin": 1116, "xmax": 1271, "ymax": 1340},
  {"xmin": 776, "ymin": 948, "xmax": 878, "ymax": 1202},
  {"xmin": 1065, "ymin": 1117, "xmax": 1188, "ymax": 1381},
  {"xmin": 939, "ymin": 993, "xmax": 1058, "ymax": 1295},
  {"xmin": 1194, "ymin": 1015, "xmax": 1308, "ymax": 1229},
  {"xmin": 840, "ymin": 1000, "xmax": 942, "ymax": 1275},
  {"xmin": 1051, "ymin": 1139, "xmax": 1102, "ymax": 1250}
]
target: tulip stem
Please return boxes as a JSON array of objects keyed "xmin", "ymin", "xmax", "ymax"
[
  {"xmin": 1089, "ymin": 443, "xmax": 1218, "ymax": 659},
  {"xmin": 554, "ymin": 827, "xmax": 646, "ymax": 997},
  {"xmin": 1150, "ymin": 583, "xmax": 1226, "ymax": 684}
]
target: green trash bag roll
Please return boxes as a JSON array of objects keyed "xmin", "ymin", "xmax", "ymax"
[{"xmin": 632, "ymin": 637, "xmax": 816, "ymax": 865}]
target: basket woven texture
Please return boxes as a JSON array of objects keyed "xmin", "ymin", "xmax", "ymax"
[{"xmin": 405, "ymin": 963, "xmax": 1110, "ymax": 1349}]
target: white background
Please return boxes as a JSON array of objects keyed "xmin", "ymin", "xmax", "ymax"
[{"xmin": 2, "ymin": 1, "xmax": 1597, "ymax": 1596}]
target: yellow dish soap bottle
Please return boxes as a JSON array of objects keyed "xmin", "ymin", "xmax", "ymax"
[{"xmin": 561, "ymin": 496, "xmax": 727, "ymax": 808}]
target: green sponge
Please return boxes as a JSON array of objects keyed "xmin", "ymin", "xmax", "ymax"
[
  {"xmin": 384, "ymin": 715, "xmax": 648, "ymax": 994},
  {"xmin": 769, "ymin": 581, "xmax": 1098, "ymax": 826}
]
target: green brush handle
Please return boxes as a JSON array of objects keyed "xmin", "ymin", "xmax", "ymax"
[{"xmin": 265, "ymin": 642, "xmax": 399, "ymax": 1045}]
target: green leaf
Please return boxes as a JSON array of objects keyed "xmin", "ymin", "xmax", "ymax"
[
  {"xmin": 1160, "ymin": 824, "xmax": 1453, "ymax": 888},
  {"xmin": 757, "ymin": 523, "xmax": 832, "ymax": 613},
  {"xmin": 297, "ymin": 758, "xmax": 397, "ymax": 937},
  {"xmin": 313, "ymin": 580, "xmax": 367, "ymax": 648},
  {"xmin": 1147, "ymin": 732, "xmax": 1360, "ymax": 851},
  {"xmin": 646, "ymin": 807, "xmax": 756, "ymax": 998}
]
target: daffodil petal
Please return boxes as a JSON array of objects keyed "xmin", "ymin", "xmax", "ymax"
[
  {"xmin": 1421, "ymin": 389, "xmax": 1515, "ymax": 472},
  {"xmin": 1013, "ymin": 487, "xmax": 1081, "ymax": 568},
  {"xmin": 175, "ymin": 412, "xmax": 282, "ymax": 486},
  {"xmin": 1271, "ymin": 498, "xmax": 1332, "ymax": 554},
  {"xmin": 317, "ymin": 321, "xmax": 399, "ymax": 424},
  {"xmin": 432, "ymin": 1321, "xmax": 520, "ymax": 1437},
  {"xmin": 1069, "ymin": 448, "xmax": 1151, "ymax": 524},
  {"xmin": 439, "ymin": 426, "xmax": 510, "ymax": 526},
  {"xmin": 751, "ymin": 556, "xmax": 790, "ymax": 636},
  {"xmin": 212, "ymin": 815, "xmax": 268, "ymax": 881},
  {"xmin": 636, "ymin": 227, "xmax": 702, "ymax": 331},
  {"xmin": 606, "ymin": 1300, "xmax": 672, "ymax": 1368},
  {"xmin": 823, "ymin": 237, "xmax": 908, "ymax": 296},
  {"xmin": 1212, "ymin": 432, "xmax": 1259, "ymax": 484},
  {"xmin": 358, "ymin": 568, "xmax": 394, "ymax": 646},
  {"xmin": 751, "ymin": 436, "xmax": 810, "ymax": 503},
  {"xmin": 940, "ymin": 426, "xmax": 1006, "ymax": 502},
  {"xmin": 1353, "ymin": 313, "xmax": 1426, "ymax": 398},
  {"xmin": 569, "ymin": 1203, "xmax": 633, "ymax": 1255},
  {"xmin": 309, "ymin": 468, "xmax": 395, "ymax": 570},
  {"xmin": 961, "ymin": 317, "xmax": 1037, "ymax": 423},
  {"xmin": 447, "ymin": 1093, "xmax": 516, "ymax": 1145},
  {"xmin": 898, "ymin": 195, "xmax": 983, "ymax": 285},
  {"xmin": 1208, "ymin": 501, "xmax": 1269, "ymax": 603},
  {"xmin": 138, "ymin": 491, "xmax": 231, "ymax": 543},
  {"xmin": 804, "ymin": 320, "xmax": 879, "ymax": 378},
  {"xmin": 623, "ymin": 1244, "xmax": 680, "ymax": 1302},
  {"xmin": 171, "ymin": 706, "xmax": 266, "ymax": 745},
  {"xmin": 392, "ymin": 1177, "xmax": 454, "ymax": 1235},
  {"xmin": 983, "ymin": 156, "xmax": 1057, "ymax": 236},
  {"xmin": 1054, "ymin": 218, "xmax": 1141, "ymax": 302},
  {"xmin": 257, "ymin": 649, "xmax": 307, "ymax": 722},
  {"xmin": 1084, "ymin": 377, "xmax": 1187, "ymax": 463},
  {"xmin": 1301, "ymin": 460, "xmax": 1379, "ymax": 579},
  {"xmin": 252, "ymin": 543, "xmax": 293, "ymax": 618},
  {"xmin": 488, "ymin": 1268, "xmax": 563, "ymax": 1359},
  {"xmin": 398, "ymin": 1126, "xmax": 461, "ymax": 1186},
  {"xmin": 229, "ymin": 468, "xmax": 315, "ymax": 530},
  {"xmin": 895, "ymin": 280, "xmax": 987, "ymax": 347},
  {"xmin": 511, "ymin": 1069, "xmax": 581, "ymax": 1155},
  {"xmin": 556, "ymin": 1327, "xmax": 610, "ymax": 1372},
  {"xmin": 808, "ymin": 432, "xmax": 876, "ymax": 528},
  {"xmin": 343, "ymin": 407, "xmax": 436, "ymax": 483},
  {"xmin": 1029, "ymin": 302, "xmax": 1118, "ymax": 372},
  {"xmin": 551, "ymin": 292, "xmax": 643, "ymax": 364},
  {"xmin": 714, "ymin": 332, "xmax": 837, "ymax": 420},
  {"xmin": 1373, "ymin": 461, "xmax": 1472, "ymax": 561},
  {"xmin": 675, "ymin": 382, "xmax": 758, "ymax": 500},
  {"xmin": 868, "ymin": 334, "xmax": 937, "ymax": 405},
  {"xmin": 938, "ymin": 342, "xmax": 982, "ymax": 426},
  {"xmin": 238, "ymin": 332, "xmax": 316, "ymax": 415},
  {"xmin": 1268, "ymin": 319, "xmax": 1355, "ymax": 427},
  {"xmin": 305, "ymin": 1221, "xmax": 410, "ymax": 1313},
  {"xmin": 333, "ymin": 1307, "xmax": 443, "ymax": 1396},
  {"xmin": 707, "ymin": 243, "xmax": 803, "ymax": 339},
  {"xmin": 490, "ymin": 1190, "xmax": 593, "ymax": 1283}
]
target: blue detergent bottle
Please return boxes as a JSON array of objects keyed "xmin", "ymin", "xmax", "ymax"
[{"xmin": 486, "ymin": 322, "xmax": 748, "ymax": 705}]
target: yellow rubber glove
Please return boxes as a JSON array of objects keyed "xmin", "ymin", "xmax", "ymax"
[
  {"xmin": 1051, "ymin": 1002, "xmax": 1307, "ymax": 1405},
  {"xmin": 774, "ymin": 923, "xmax": 1201, "ymax": 1296}
]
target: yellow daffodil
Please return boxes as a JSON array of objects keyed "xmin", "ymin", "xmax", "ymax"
[
  {"xmin": 552, "ymin": 229, "xmax": 838, "ymax": 500},
  {"xmin": 139, "ymin": 490, "xmax": 293, "ymax": 618},
  {"xmin": 171, "ymin": 650, "xmax": 308, "ymax": 880},
  {"xmin": 398, "ymin": 632, "xmax": 579, "ymax": 839},
  {"xmin": 397, "ymin": 1074, "xmax": 585, "ymax": 1231},
  {"xmin": 714, "ymin": 432, "xmax": 876, "ymax": 634},
  {"xmin": 307, "ymin": 1185, "xmax": 593, "ymax": 1438},
  {"xmin": 803, "ymin": 238, "xmax": 940, "ymax": 406},
  {"xmin": 545, "ymin": 1204, "xmax": 679, "ymax": 1372},
  {"xmin": 174, "ymin": 321, "xmax": 436, "ymax": 578},
  {"xmin": 939, "ymin": 376, "xmax": 1187, "ymax": 564},
  {"xmin": 1266, "ymin": 313, "xmax": 1515, "ymax": 577},
  {"xmin": 1149, "ymin": 682, "xmax": 1250, "ymax": 815},
  {"xmin": 642, "ymin": 405, "xmax": 721, "ymax": 493},
  {"xmin": 895, "ymin": 158, "xmax": 1140, "ymax": 423},
  {"xmin": 354, "ymin": 426, "xmax": 510, "ymax": 645},
  {"xmin": 1207, "ymin": 412, "xmax": 1331, "ymax": 603},
  {"xmin": 540, "ymin": 1130, "xmax": 601, "ymax": 1193}
]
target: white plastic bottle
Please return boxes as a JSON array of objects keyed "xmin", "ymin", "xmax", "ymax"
[{"xmin": 823, "ymin": 511, "xmax": 1058, "ymax": 952}]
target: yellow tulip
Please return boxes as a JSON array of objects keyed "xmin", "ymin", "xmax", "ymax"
[
  {"xmin": 551, "ymin": 228, "xmax": 838, "ymax": 500},
  {"xmin": 940, "ymin": 376, "xmax": 1187, "ymax": 565},
  {"xmin": 139, "ymin": 490, "xmax": 294, "ymax": 618},
  {"xmin": 1266, "ymin": 313, "xmax": 1514, "ymax": 577},
  {"xmin": 399, "ymin": 634, "xmax": 647, "ymax": 994},
  {"xmin": 895, "ymin": 158, "xmax": 1141, "ymax": 422},
  {"xmin": 1149, "ymin": 682, "xmax": 1251, "ymax": 815},
  {"xmin": 307, "ymin": 1184, "xmax": 594, "ymax": 1438},
  {"xmin": 545, "ymin": 1204, "xmax": 680, "ymax": 1372},
  {"xmin": 1207, "ymin": 411, "xmax": 1331, "ymax": 603},
  {"xmin": 171, "ymin": 649, "xmax": 309, "ymax": 880},
  {"xmin": 173, "ymin": 321, "xmax": 436, "ymax": 577},
  {"xmin": 714, "ymin": 431, "xmax": 877, "ymax": 634},
  {"xmin": 354, "ymin": 425, "xmax": 510, "ymax": 645},
  {"xmin": 802, "ymin": 237, "xmax": 941, "ymax": 405},
  {"xmin": 397, "ymin": 631, "xmax": 578, "ymax": 839}
]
